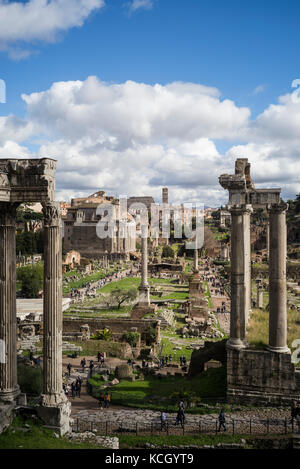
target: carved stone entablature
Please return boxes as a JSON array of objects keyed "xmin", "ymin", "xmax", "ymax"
[
  {"xmin": 0, "ymin": 158, "xmax": 56, "ymax": 203},
  {"xmin": 220, "ymin": 158, "xmax": 281, "ymax": 209},
  {"xmin": 42, "ymin": 202, "xmax": 61, "ymax": 227}
]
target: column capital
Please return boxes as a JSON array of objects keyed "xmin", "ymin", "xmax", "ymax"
[
  {"xmin": 0, "ymin": 202, "xmax": 19, "ymax": 226},
  {"xmin": 228, "ymin": 204, "xmax": 253, "ymax": 215},
  {"xmin": 267, "ymin": 202, "xmax": 288, "ymax": 214},
  {"xmin": 42, "ymin": 202, "xmax": 61, "ymax": 227}
]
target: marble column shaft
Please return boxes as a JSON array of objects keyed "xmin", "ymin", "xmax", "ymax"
[
  {"xmin": 268, "ymin": 204, "xmax": 289, "ymax": 353},
  {"xmin": 228, "ymin": 205, "xmax": 252, "ymax": 349},
  {"xmin": 42, "ymin": 203, "xmax": 65, "ymax": 405},
  {"xmin": 193, "ymin": 248, "xmax": 198, "ymax": 273},
  {"xmin": 0, "ymin": 203, "xmax": 19, "ymax": 402}
]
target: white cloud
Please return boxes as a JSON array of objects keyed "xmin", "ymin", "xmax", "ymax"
[
  {"xmin": 22, "ymin": 76, "xmax": 250, "ymax": 144},
  {"xmin": 126, "ymin": 0, "xmax": 153, "ymax": 13},
  {"xmin": 0, "ymin": 0, "xmax": 104, "ymax": 58},
  {"xmin": 1, "ymin": 77, "xmax": 300, "ymax": 206}
]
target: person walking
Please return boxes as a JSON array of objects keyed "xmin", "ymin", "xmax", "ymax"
[
  {"xmin": 67, "ymin": 363, "xmax": 72, "ymax": 377},
  {"xmin": 218, "ymin": 409, "xmax": 226, "ymax": 432},
  {"xmin": 175, "ymin": 407, "xmax": 185, "ymax": 429},
  {"xmin": 160, "ymin": 411, "xmax": 167, "ymax": 431},
  {"xmin": 71, "ymin": 381, "xmax": 76, "ymax": 399},
  {"xmin": 76, "ymin": 376, "xmax": 82, "ymax": 398},
  {"xmin": 81, "ymin": 357, "xmax": 86, "ymax": 372},
  {"xmin": 99, "ymin": 392, "xmax": 104, "ymax": 408},
  {"xmin": 104, "ymin": 392, "xmax": 110, "ymax": 408},
  {"xmin": 290, "ymin": 401, "xmax": 298, "ymax": 425},
  {"xmin": 89, "ymin": 360, "xmax": 94, "ymax": 377}
]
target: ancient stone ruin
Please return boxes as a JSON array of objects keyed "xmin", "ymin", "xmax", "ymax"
[
  {"xmin": 0, "ymin": 158, "xmax": 71, "ymax": 434},
  {"xmin": 220, "ymin": 158, "xmax": 300, "ymax": 404}
]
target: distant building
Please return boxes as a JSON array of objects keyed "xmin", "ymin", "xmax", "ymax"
[{"xmin": 63, "ymin": 191, "xmax": 136, "ymax": 259}]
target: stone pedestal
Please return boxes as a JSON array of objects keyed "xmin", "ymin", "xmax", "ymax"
[
  {"xmin": 0, "ymin": 203, "xmax": 20, "ymax": 403},
  {"xmin": 257, "ymin": 285, "xmax": 263, "ymax": 309},
  {"xmin": 227, "ymin": 205, "xmax": 252, "ymax": 350},
  {"xmin": 37, "ymin": 401, "xmax": 71, "ymax": 436},
  {"xmin": 267, "ymin": 204, "xmax": 290, "ymax": 354}
]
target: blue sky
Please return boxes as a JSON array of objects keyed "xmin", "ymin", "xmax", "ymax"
[{"xmin": 0, "ymin": 0, "xmax": 300, "ymax": 205}]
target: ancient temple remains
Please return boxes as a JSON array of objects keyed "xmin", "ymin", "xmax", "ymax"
[
  {"xmin": 219, "ymin": 158, "xmax": 300, "ymax": 404},
  {"xmin": 0, "ymin": 158, "xmax": 71, "ymax": 434}
]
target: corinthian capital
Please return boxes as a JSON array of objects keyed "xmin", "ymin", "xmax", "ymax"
[
  {"xmin": 42, "ymin": 202, "xmax": 61, "ymax": 227},
  {"xmin": 0, "ymin": 202, "xmax": 19, "ymax": 226}
]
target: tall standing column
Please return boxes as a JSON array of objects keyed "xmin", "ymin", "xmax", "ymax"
[
  {"xmin": 228, "ymin": 205, "xmax": 252, "ymax": 350},
  {"xmin": 42, "ymin": 202, "xmax": 66, "ymax": 406},
  {"xmin": 266, "ymin": 221, "xmax": 270, "ymax": 259},
  {"xmin": 138, "ymin": 224, "xmax": 150, "ymax": 306},
  {"xmin": 267, "ymin": 204, "xmax": 290, "ymax": 353},
  {"xmin": 193, "ymin": 248, "xmax": 199, "ymax": 273},
  {"xmin": 243, "ymin": 208, "xmax": 252, "ymax": 324},
  {"xmin": 0, "ymin": 203, "xmax": 19, "ymax": 402}
]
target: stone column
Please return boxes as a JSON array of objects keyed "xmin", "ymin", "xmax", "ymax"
[
  {"xmin": 0, "ymin": 203, "xmax": 20, "ymax": 402},
  {"xmin": 139, "ymin": 224, "xmax": 150, "ymax": 306},
  {"xmin": 266, "ymin": 220, "xmax": 270, "ymax": 259},
  {"xmin": 193, "ymin": 248, "xmax": 198, "ymax": 273},
  {"xmin": 42, "ymin": 202, "xmax": 66, "ymax": 406},
  {"xmin": 244, "ymin": 208, "xmax": 252, "ymax": 324},
  {"xmin": 228, "ymin": 205, "xmax": 252, "ymax": 350},
  {"xmin": 256, "ymin": 279, "xmax": 263, "ymax": 309},
  {"xmin": 267, "ymin": 204, "xmax": 290, "ymax": 353}
]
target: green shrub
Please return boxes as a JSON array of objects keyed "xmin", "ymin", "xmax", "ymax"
[
  {"xmin": 123, "ymin": 332, "xmax": 140, "ymax": 348},
  {"xmin": 91, "ymin": 328, "xmax": 112, "ymax": 341},
  {"xmin": 17, "ymin": 364, "xmax": 43, "ymax": 395}
]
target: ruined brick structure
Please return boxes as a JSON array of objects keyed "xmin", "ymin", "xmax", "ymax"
[{"xmin": 63, "ymin": 190, "xmax": 136, "ymax": 259}]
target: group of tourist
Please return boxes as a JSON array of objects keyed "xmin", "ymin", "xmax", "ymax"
[
  {"xmin": 98, "ymin": 392, "xmax": 111, "ymax": 408},
  {"xmin": 158, "ymin": 355, "xmax": 173, "ymax": 369},
  {"xmin": 63, "ymin": 376, "xmax": 82, "ymax": 399}
]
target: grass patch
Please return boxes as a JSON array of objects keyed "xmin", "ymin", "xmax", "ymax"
[
  {"xmin": 0, "ymin": 418, "xmax": 103, "ymax": 449},
  {"xmin": 247, "ymin": 307, "xmax": 300, "ymax": 352},
  {"xmin": 89, "ymin": 367, "xmax": 226, "ymax": 412}
]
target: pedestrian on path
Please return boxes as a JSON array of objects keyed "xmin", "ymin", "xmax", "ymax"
[
  {"xmin": 160, "ymin": 411, "xmax": 167, "ymax": 431},
  {"xmin": 218, "ymin": 409, "xmax": 226, "ymax": 432},
  {"xmin": 67, "ymin": 363, "xmax": 72, "ymax": 377}
]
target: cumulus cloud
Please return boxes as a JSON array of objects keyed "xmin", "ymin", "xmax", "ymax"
[
  {"xmin": 0, "ymin": 0, "xmax": 104, "ymax": 58},
  {"xmin": 22, "ymin": 76, "xmax": 250, "ymax": 145},
  {"xmin": 0, "ymin": 77, "xmax": 300, "ymax": 206}
]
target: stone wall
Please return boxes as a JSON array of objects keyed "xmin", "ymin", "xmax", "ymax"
[
  {"xmin": 63, "ymin": 318, "xmax": 160, "ymax": 345},
  {"xmin": 227, "ymin": 348, "xmax": 300, "ymax": 405}
]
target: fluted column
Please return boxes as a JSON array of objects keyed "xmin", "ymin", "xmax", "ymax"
[
  {"xmin": 0, "ymin": 203, "xmax": 19, "ymax": 402},
  {"xmin": 228, "ymin": 205, "xmax": 252, "ymax": 350},
  {"xmin": 267, "ymin": 204, "xmax": 290, "ymax": 353},
  {"xmin": 138, "ymin": 224, "xmax": 150, "ymax": 306},
  {"xmin": 266, "ymin": 221, "xmax": 270, "ymax": 259},
  {"xmin": 193, "ymin": 248, "xmax": 198, "ymax": 273},
  {"xmin": 244, "ymin": 208, "xmax": 252, "ymax": 324},
  {"xmin": 42, "ymin": 202, "xmax": 66, "ymax": 406}
]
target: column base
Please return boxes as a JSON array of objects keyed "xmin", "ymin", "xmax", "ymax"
[
  {"xmin": 266, "ymin": 345, "xmax": 291, "ymax": 354},
  {"xmin": 41, "ymin": 391, "xmax": 68, "ymax": 407},
  {"xmin": 138, "ymin": 284, "xmax": 150, "ymax": 306},
  {"xmin": 226, "ymin": 338, "xmax": 247, "ymax": 351},
  {"xmin": 37, "ymin": 397, "xmax": 71, "ymax": 436},
  {"xmin": 0, "ymin": 385, "xmax": 20, "ymax": 403}
]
